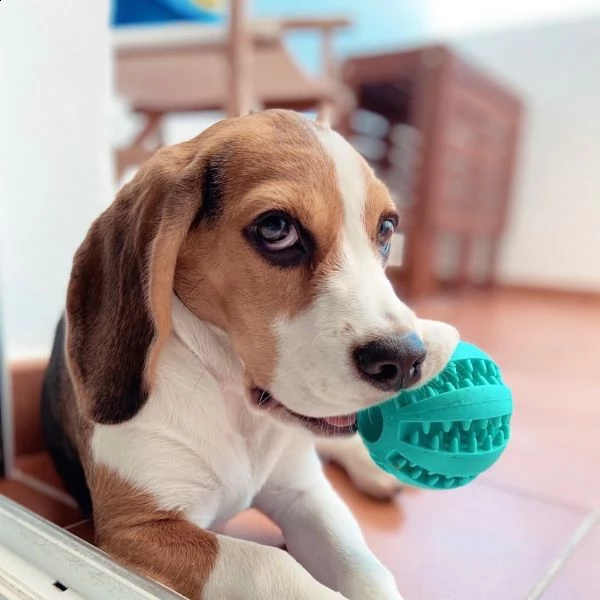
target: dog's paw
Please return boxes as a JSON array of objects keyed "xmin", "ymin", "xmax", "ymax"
[
  {"xmin": 339, "ymin": 566, "xmax": 403, "ymax": 600},
  {"xmin": 348, "ymin": 462, "xmax": 404, "ymax": 501}
]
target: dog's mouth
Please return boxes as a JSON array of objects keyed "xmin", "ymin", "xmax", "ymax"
[{"xmin": 250, "ymin": 387, "xmax": 358, "ymax": 437}]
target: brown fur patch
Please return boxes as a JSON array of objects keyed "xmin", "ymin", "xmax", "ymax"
[
  {"xmin": 90, "ymin": 465, "xmax": 219, "ymax": 599},
  {"xmin": 174, "ymin": 111, "xmax": 346, "ymax": 392}
]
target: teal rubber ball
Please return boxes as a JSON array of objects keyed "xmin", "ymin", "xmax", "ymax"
[{"xmin": 357, "ymin": 341, "xmax": 513, "ymax": 490}]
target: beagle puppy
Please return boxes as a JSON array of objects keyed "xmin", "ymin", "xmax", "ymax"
[{"xmin": 41, "ymin": 110, "xmax": 458, "ymax": 600}]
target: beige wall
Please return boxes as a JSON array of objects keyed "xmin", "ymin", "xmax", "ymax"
[
  {"xmin": 453, "ymin": 17, "xmax": 600, "ymax": 290},
  {"xmin": 0, "ymin": 0, "xmax": 113, "ymax": 358}
]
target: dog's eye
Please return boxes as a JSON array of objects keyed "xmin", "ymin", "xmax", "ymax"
[
  {"xmin": 257, "ymin": 215, "xmax": 299, "ymax": 251},
  {"xmin": 246, "ymin": 211, "xmax": 311, "ymax": 267},
  {"xmin": 378, "ymin": 217, "xmax": 397, "ymax": 253}
]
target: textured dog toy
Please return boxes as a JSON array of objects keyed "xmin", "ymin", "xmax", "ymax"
[{"xmin": 357, "ymin": 341, "xmax": 512, "ymax": 490}]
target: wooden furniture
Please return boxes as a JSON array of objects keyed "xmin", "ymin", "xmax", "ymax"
[
  {"xmin": 339, "ymin": 45, "xmax": 523, "ymax": 298},
  {"xmin": 113, "ymin": 0, "xmax": 349, "ymax": 178}
]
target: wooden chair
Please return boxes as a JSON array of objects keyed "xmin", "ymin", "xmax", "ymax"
[{"xmin": 113, "ymin": 0, "xmax": 349, "ymax": 178}]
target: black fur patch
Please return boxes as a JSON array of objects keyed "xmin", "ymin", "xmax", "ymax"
[
  {"xmin": 190, "ymin": 156, "xmax": 224, "ymax": 229},
  {"xmin": 68, "ymin": 217, "xmax": 155, "ymax": 425},
  {"xmin": 41, "ymin": 317, "xmax": 93, "ymax": 516}
]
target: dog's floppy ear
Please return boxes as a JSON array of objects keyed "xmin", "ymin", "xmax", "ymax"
[{"xmin": 66, "ymin": 137, "xmax": 221, "ymax": 424}]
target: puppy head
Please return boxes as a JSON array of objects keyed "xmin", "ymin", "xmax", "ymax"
[{"xmin": 67, "ymin": 110, "xmax": 458, "ymax": 434}]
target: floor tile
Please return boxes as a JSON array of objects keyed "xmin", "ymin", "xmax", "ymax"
[
  {"xmin": 65, "ymin": 519, "xmax": 96, "ymax": 544},
  {"xmin": 479, "ymin": 373, "xmax": 600, "ymax": 510},
  {"xmin": 0, "ymin": 479, "xmax": 81, "ymax": 527},
  {"xmin": 326, "ymin": 465, "xmax": 586, "ymax": 600},
  {"xmin": 541, "ymin": 517, "xmax": 600, "ymax": 600},
  {"xmin": 14, "ymin": 451, "xmax": 68, "ymax": 492},
  {"xmin": 414, "ymin": 290, "xmax": 600, "ymax": 381}
]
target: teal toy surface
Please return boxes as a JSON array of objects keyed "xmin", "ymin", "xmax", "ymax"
[{"xmin": 357, "ymin": 341, "xmax": 512, "ymax": 490}]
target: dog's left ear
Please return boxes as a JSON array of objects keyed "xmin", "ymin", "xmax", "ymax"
[{"xmin": 66, "ymin": 134, "xmax": 223, "ymax": 425}]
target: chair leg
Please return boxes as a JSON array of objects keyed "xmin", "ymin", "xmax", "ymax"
[
  {"xmin": 404, "ymin": 228, "xmax": 438, "ymax": 299},
  {"xmin": 456, "ymin": 235, "xmax": 475, "ymax": 287},
  {"xmin": 115, "ymin": 112, "xmax": 165, "ymax": 181},
  {"xmin": 316, "ymin": 29, "xmax": 334, "ymax": 124},
  {"xmin": 483, "ymin": 235, "xmax": 502, "ymax": 288},
  {"xmin": 132, "ymin": 112, "xmax": 164, "ymax": 148},
  {"xmin": 227, "ymin": 0, "xmax": 253, "ymax": 117}
]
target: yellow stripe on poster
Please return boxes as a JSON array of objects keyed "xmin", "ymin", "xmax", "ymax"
[{"xmin": 192, "ymin": 0, "xmax": 225, "ymax": 11}]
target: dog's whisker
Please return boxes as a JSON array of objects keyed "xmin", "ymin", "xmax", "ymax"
[{"xmin": 258, "ymin": 389, "xmax": 273, "ymax": 406}]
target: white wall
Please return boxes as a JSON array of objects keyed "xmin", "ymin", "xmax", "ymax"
[
  {"xmin": 424, "ymin": 0, "xmax": 600, "ymax": 36},
  {"xmin": 452, "ymin": 17, "xmax": 600, "ymax": 290},
  {"xmin": 0, "ymin": 0, "xmax": 113, "ymax": 358}
]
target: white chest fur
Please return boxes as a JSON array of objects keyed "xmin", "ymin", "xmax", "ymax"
[{"xmin": 90, "ymin": 298, "xmax": 295, "ymax": 529}]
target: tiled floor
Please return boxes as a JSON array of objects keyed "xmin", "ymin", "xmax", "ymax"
[
  {"xmin": 1, "ymin": 289, "xmax": 599, "ymax": 599},
  {"xmin": 541, "ymin": 518, "xmax": 600, "ymax": 599},
  {"xmin": 0, "ymin": 478, "xmax": 81, "ymax": 527}
]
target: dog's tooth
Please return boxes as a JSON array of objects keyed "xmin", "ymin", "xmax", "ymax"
[
  {"xmin": 494, "ymin": 430, "xmax": 506, "ymax": 446},
  {"xmin": 493, "ymin": 417, "xmax": 502, "ymax": 428},
  {"xmin": 484, "ymin": 435, "xmax": 493, "ymax": 451},
  {"xmin": 461, "ymin": 420, "xmax": 472, "ymax": 432},
  {"xmin": 421, "ymin": 421, "xmax": 431, "ymax": 435},
  {"xmin": 463, "ymin": 360, "xmax": 474, "ymax": 373},
  {"xmin": 480, "ymin": 418, "xmax": 489, "ymax": 429},
  {"xmin": 443, "ymin": 477, "xmax": 456, "ymax": 488},
  {"xmin": 427, "ymin": 474, "xmax": 440, "ymax": 486},
  {"xmin": 410, "ymin": 430, "xmax": 420, "ymax": 445},
  {"xmin": 442, "ymin": 421, "xmax": 452, "ymax": 433},
  {"xmin": 431, "ymin": 434, "xmax": 441, "ymax": 451}
]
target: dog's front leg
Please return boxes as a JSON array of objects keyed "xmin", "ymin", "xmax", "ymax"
[
  {"xmin": 255, "ymin": 440, "xmax": 403, "ymax": 600},
  {"xmin": 97, "ymin": 516, "xmax": 348, "ymax": 600}
]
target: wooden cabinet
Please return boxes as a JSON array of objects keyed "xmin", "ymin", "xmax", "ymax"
[{"xmin": 339, "ymin": 45, "xmax": 523, "ymax": 297}]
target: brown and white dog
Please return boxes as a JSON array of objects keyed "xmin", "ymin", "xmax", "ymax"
[{"xmin": 41, "ymin": 110, "xmax": 458, "ymax": 600}]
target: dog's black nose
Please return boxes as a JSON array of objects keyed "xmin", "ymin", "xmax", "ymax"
[{"xmin": 353, "ymin": 333, "xmax": 427, "ymax": 391}]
